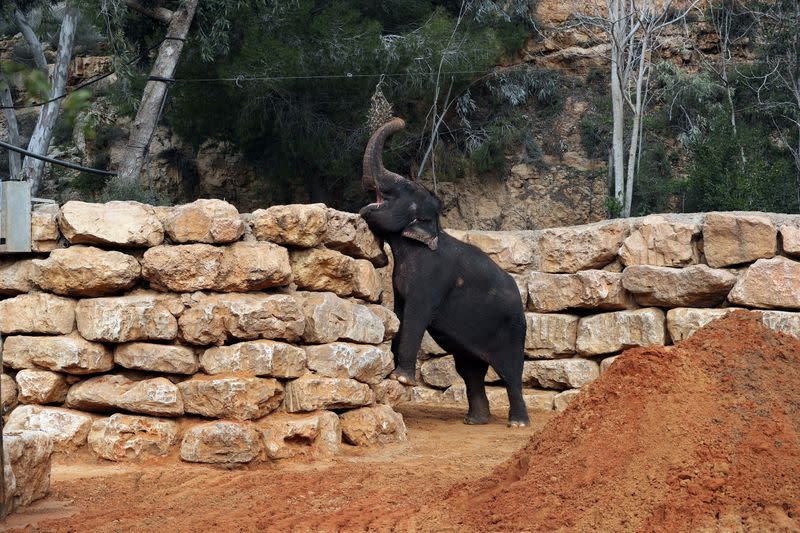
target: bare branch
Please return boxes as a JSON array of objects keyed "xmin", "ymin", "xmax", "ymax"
[
  {"xmin": 125, "ymin": 0, "xmax": 173, "ymax": 24},
  {"xmin": 13, "ymin": 8, "xmax": 48, "ymax": 76}
]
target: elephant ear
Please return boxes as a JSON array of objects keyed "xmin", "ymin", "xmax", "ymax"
[{"xmin": 402, "ymin": 217, "xmax": 439, "ymax": 250}]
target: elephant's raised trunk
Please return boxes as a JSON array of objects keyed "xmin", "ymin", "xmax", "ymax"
[{"xmin": 363, "ymin": 117, "xmax": 407, "ymax": 193}]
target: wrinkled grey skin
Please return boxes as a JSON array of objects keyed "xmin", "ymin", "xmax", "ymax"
[{"xmin": 359, "ymin": 118, "xmax": 529, "ymax": 427}]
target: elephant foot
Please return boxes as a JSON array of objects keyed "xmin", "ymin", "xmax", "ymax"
[
  {"xmin": 390, "ymin": 370, "xmax": 416, "ymax": 386},
  {"xmin": 463, "ymin": 413, "xmax": 490, "ymax": 425},
  {"xmin": 507, "ymin": 420, "xmax": 530, "ymax": 428}
]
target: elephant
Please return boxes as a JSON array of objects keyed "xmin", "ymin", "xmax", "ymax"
[{"xmin": 359, "ymin": 118, "xmax": 530, "ymax": 427}]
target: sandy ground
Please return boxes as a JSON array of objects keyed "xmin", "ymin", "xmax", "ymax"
[{"xmin": 2, "ymin": 405, "xmax": 552, "ymax": 533}]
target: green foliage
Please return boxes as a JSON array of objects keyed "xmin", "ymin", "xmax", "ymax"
[
  {"xmin": 579, "ymin": 112, "xmax": 612, "ymax": 160},
  {"xmin": 631, "ymin": 142, "xmax": 681, "ymax": 216},
  {"xmin": 604, "ymin": 196, "xmax": 623, "ymax": 218},
  {"xmin": 469, "ymin": 122, "xmax": 523, "ymax": 174}
]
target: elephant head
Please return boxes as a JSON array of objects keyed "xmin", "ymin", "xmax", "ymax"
[{"xmin": 359, "ymin": 118, "xmax": 442, "ymax": 250}]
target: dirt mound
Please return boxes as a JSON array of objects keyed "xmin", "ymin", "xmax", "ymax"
[{"xmin": 442, "ymin": 312, "xmax": 800, "ymax": 532}]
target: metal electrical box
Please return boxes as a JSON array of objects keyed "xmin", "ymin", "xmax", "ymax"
[{"xmin": 0, "ymin": 180, "xmax": 32, "ymax": 253}]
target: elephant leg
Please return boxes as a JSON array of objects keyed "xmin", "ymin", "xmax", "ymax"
[
  {"xmin": 454, "ymin": 356, "xmax": 490, "ymax": 425},
  {"xmin": 492, "ymin": 355, "xmax": 530, "ymax": 428},
  {"xmin": 390, "ymin": 296, "xmax": 431, "ymax": 386}
]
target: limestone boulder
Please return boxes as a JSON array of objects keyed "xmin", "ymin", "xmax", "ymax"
[
  {"xmin": 523, "ymin": 359, "xmax": 600, "ymax": 389},
  {"xmin": 178, "ymin": 293, "xmax": 304, "ymax": 346},
  {"xmin": 728, "ymin": 257, "xmax": 800, "ymax": 309},
  {"xmin": 5, "ymin": 405, "xmax": 93, "ymax": 450},
  {"xmin": 339, "ymin": 405, "xmax": 407, "ymax": 446},
  {"xmin": 31, "ymin": 246, "xmax": 141, "ymax": 297},
  {"xmin": 178, "ymin": 375, "xmax": 284, "ymax": 420},
  {"xmin": 290, "ymin": 248, "xmax": 382, "ymax": 302},
  {"xmin": 200, "ymin": 340, "xmax": 306, "ymax": 378},
  {"xmin": 31, "ymin": 203, "xmax": 62, "ymax": 252},
  {"xmin": 2, "ymin": 430, "xmax": 53, "ymax": 515},
  {"xmin": 666, "ymin": 308, "xmax": 744, "ymax": 343},
  {"xmin": 420, "ymin": 356, "xmax": 461, "ymax": 389},
  {"xmin": 527, "ymin": 270, "xmax": 635, "ymax": 313},
  {"xmin": 622, "ymin": 264, "xmax": 737, "ymax": 307},
  {"xmin": 759, "ymin": 311, "xmax": 800, "ymax": 341},
  {"xmin": 367, "ymin": 304, "xmax": 400, "ymax": 341},
  {"xmin": 323, "ymin": 209, "xmax": 388, "ymax": 266},
  {"xmin": 446, "ymin": 230, "xmax": 538, "ymax": 273},
  {"xmin": 59, "ymin": 201, "xmax": 164, "ymax": 247},
  {"xmin": 88, "ymin": 414, "xmax": 178, "ymax": 461},
  {"xmin": 0, "ymin": 293, "xmax": 75, "ymax": 334},
  {"xmin": 576, "ymin": 308, "xmax": 666, "ymax": 356},
  {"xmin": 305, "ymin": 343, "xmax": 394, "ymax": 385},
  {"xmin": 525, "ymin": 313, "xmax": 579, "ymax": 358},
  {"xmin": 284, "ymin": 375, "xmax": 374, "ymax": 412},
  {"xmin": 409, "ymin": 386, "xmax": 446, "ymax": 405},
  {"xmin": 600, "ymin": 355, "xmax": 619, "ymax": 373},
  {"xmin": 16, "ymin": 369, "xmax": 69, "ymax": 404},
  {"xmin": 3, "ymin": 334, "xmax": 112, "ymax": 374},
  {"xmin": 443, "ymin": 385, "xmax": 556, "ymax": 412},
  {"xmin": 114, "ymin": 343, "xmax": 199, "ymax": 374},
  {"xmin": 258, "ymin": 411, "xmax": 341, "ymax": 459},
  {"xmin": 419, "ymin": 331, "xmax": 447, "ymax": 359},
  {"xmin": 180, "ymin": 421, "xmax": 262, "ymax": 464},
  {"xmin": 0, "ymin": 259, "xmax": 33, "ymax": 295},
  {"xmin": 299, "ymin": 292, "xmax": 384, "ymax": 344},
  {"xmin": 553, "ymin": 389, "xmax": 581, "ymax": 412},
  {"xmin": 2, "ymin": 373, "xmax": 18, "ymax": 413},
  {"xmin": 251, "ymin": 203, "xmax": 328, "ymax": 247},
  {"xmin": 372, "ymin": 380, "xmax": 411, "ymax": 406},
  {"xmin": 538, "ymin": 219, "xmax": 630, "ymax": 273},
  {"xmin": 780, "ymin": 225, "xmax": 800, "ymax": 256},
  {"xmin": 703, "ymin": 212, "xmax": 777, "ymax": 268},
  {"xmin": 619, "ymin": 216, "xmax": 700, "ymax": 267},
  {"xmin": 76, "ymin": 294, "xmax": 178, "ymax": 343},
  {"xmin": 164, "ymin": 199, "xmax": 244, "ymax": 244},
  {"xmin": 66, "ymin": 375, "xmax": 184, "ymax": 417}
]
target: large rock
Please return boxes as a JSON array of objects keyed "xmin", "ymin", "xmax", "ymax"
[
  {"xmin": 88, "ymin": 414, "xmax": 178, "ymax": 461},
  {"xmin": 251, "ymin": 203, "xmax": 328, "ymax": 247},
  {"xmin": 114, "ymin": 343, "xmax": 199, "ymax": 374},
  {"xmin": 284, "ymin": 375, "xmax": 374, "ymax": 412},
  {"xmin": 258, "ymin": 411, "xmax": 341, "ymax": 459},
  {"xmin": 703, "ymin": 212, "xmax": 777, "ymax": 268},
  {"xmin": 576, "ymin": 308, "xmax": 666, "ymax": 356},
  {"xmin": 419, "ymin": 331, "xmax": 447, "ymax": 358},
  {"xmin": 2, "ymin": 430, "xmax": 53, "ymax": 515},
  {"xmin": 527, "ymin": 270, "xmax": 635, "ymax": 312},
  {"xmin": 0, "ymin": 293, "xmax": 75, "ymax": 335},
  {"xmin": 0, "ymin": 259, "xmax": 33, "ymax": 295},
  {"xmin": 178, "ymin": 293, "xmax": 305, "ymax": 345},
  {"xmin": 666, "ymin": 308, "xmax": 744, "ymax": 342},
  {"xmin": 525, "ymin": 313, "xmax": 579, "ymax": 358},
  {"xmin": 5, "ymin": 405, "xmax": 93, "ymax": 450},
  {"xmin": 31, "ymin": 203, "xmax": 62, "ymax": 252},
  {"xmin": 200, "ymin": 340, "xmax": 306, "ymax": 378},
  {"xmin": 290, "ymin": 248, "xmax": 382, "ymax": 302},
  {"xmin": 780, "ymin": 225, "xmax": 800, "ymax": 256},
  {"xmin": 178, "ymin": 375, "xmax": 284, "ymax": 421},
  {"xmin": 537, "ymin": 220, "xmax": 630, "ymax": 273},
  {"xmin": 622, "ymin": 264, "xmax": 737, "ymax": 307},
  {"xmin": 305, "ymin": 343, "xmax": 394, "ymax": 385},
  {"xmin": 728, "ymin": 257, "xmax": 800, "ymax": 309},
  {"xmin": 31, "ymin": 246, "xmax": 141, "ymax": 297},
  {"xmin": 180, "ymin": 421, "xmax": 262, "ymax": 464},
  {"xmin": 142, "ymin": 242, "xmax": 291, "ymax": 293},
  {"xmin": 553, "ymin": 389, "xmax": 581, "ymax": 412},
  {"xmin": 299, "ymin": 292, "xmax": 384, "ymax": 344},
  {"xmin": 420, "ymin": 356, "xmax": 461, "ymax": 389},
  {"xmin": 323, "ymin": 209, "xmax": 388, "ymax": 266},
  {"xmin": 2, "ymin": 373, "xmax": 18, "ymax": 413},
  {"xmin": 58, "ymin": 201, "xmax": 164, "ymax": 247},
  {"xmin": 164, "ymin": 199, "xmax": 244, "ymax": 244},
  {"xmin": 339, "ymin": 405, "xmax": 407, "ymax": 446},
  {"xmin": 367, "ymin": 304, "xmax": 400, "ymax": 341},
  {"xmin": 446, "ymin": 230, "xmax": 538, "ymax": 273},
  {"xmin": 619, "ymin": 216, "xmax": 700, "ymax": 267},
  {"xmin": 759, "ymin": 311, "xmax": 800, "ymax": 340},
  {"xmin": 76, "ymin": 294, "xmax": 178, "ymax": 342},
  {"xmin": 16, "ymin": 369, "xmax": 69, "ymax": 404},
  {"xmin": 3, "ymin": 334, "xmax": 112, "ymax": 374},
  {"xmin": 372, "ymin": 380, "xmax": 411, "ymax": 406},
  {"xmin": 66, "ymin": 375, "xmax": 184, "ymax": 417},
  {"xmin": 523, "ymin": 359, "xmax": 600, "ymax": 389}
]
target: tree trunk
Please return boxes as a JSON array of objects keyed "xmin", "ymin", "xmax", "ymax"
[
  {"xmin": 13, "ymin": 9, "xmax": 48, "ymax": 75},
  {"xmin": 114, "ymin": 0, "xmax": 199, "ymax": 188},
  {"xmin": 610, "ymin": 0, "xmax": 626, "ymax": 208},
  {"xmin": 623, "ymin": 31, "xmax": 649, "ymax": 218},
  {"xmin": 0, "ymin": 72, "xmax": 21, "ymax": 179},
  {"xmin": 19, "ymin": 5, "xmax": 78, "ymax": 195}
]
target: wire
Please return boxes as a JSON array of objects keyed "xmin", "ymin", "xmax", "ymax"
[
  {"xmin": 170, "ymin": 69, "xmax": 491, "ymax": 83},
  {"xmin": 0, "ymin": 139, "xmax": 117, "ymax": 176}
]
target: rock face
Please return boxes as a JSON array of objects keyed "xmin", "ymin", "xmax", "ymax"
[
  {"xmin": 3, "ymin": 334, "xmax": 112, "ymax": 374},
  {"xmin": 251, "ymin": 203, "xmax": 328, "ymax": 247},
  {"xmin": 372, "ymin": 380, "xmax": 411, "ymax": 406},
  {"xmin": 59, "ymin": 201, "xmax": 164, "ymax": 247},
  {"xmin": 619, "ymin": 216, "xmax": 700, "ymax": 267},
  {"xmin": 66, "ymin": 375, "xmax": 184, "ymax": 416},
  {"xmin": 339, "ymin": 405, "xmax": 408, "ymax": 446},
  {"xmin": 420, "ymin": 356, "xmax": 461, "ymax": 389},
  {"xmin": 728, "ymin": 257, "xmax": 800, "ymax": 309},
  {"xmin": 290, "ymin": 248, "xmax": 382, "ymax": 302},
  {"xmin": 180, "ymin": 421, "xmax": 262, "ymax": 463},
  {"xmin": 304, "ymin": 343, "xmax": 394, "ymax": 385},
  {"xmin": 284, "ymin": 375, "xmax": 374, "ymax": 412},
  {"xmin": 2, "ymin": 430, "xmax": 53, "ymax": 515},
  {"xmin": 258, "ymin": 411, "xmax": 341, "ymax": 459},
  {"xmin": 164, "ymin": 199, "xmax": 244, "ymax": 244},
  {"xmin": 299, "ymin": 292, "xmax": 384, "ymax": 344},
  {"xmin": 622, "ymin": 264, "xmax": 737, "ymax": 307},
  {"xmin": 0, "ymin": 293, "xmax": 75, "ymax": 334},
  {"xmin": 666, "ymin": 308, "xmax": 744, "ymax": 342},
  {"xmin": 0, "ymin": 259, "xmax": 33, "ymax": 295},
  {"xmin": 538, "ymin": 220, "xmax": 630, "ymax": 273},
  {"xmin": 446, "ymin": 230, "xmax": 538, "ymax": 273},
  {"xmin": 114, "ymin": 343, "xmax": 199, "ymax": 374},
  {"xmin": 576, "ymin": 308, "xmax": 666, "ymax": 356},
  {"xmin": 523, "ymin": 359, "xmax": 600, "ymax": 389},
  {"xmin": 703, "ymin": 212, "xmax": 777, "ymax": 268},
  {"xmin": 31, "ymin": 203, "xmax": 62, "ymax": 252},
  {"xmin": 76, "ymin": 294, "xmax": 178, "ymax": 343},
  {"xmin": 323, "ymin": 209, "xmax": 388, "ymax": 266},
  {"xmin": 5, "ymin": 405, "xmax": 94, "ymax": 450},
  {"xmin": 31, "ymin": 246, "xmax": 141, "ymax": 297},
  {"xmin": 780, "ymin": 225, "xmax": 800, "ymax": 256},
  {"xmin": 2, "ymin": 373, "xmax": 19, "ymax": 413},
  {"xmin": 527, "ymin": 270, "xmax": 635, "ymax": 312},
  {"xmin": 366, "ymin": 304, "xmax": 400, "ymax": 341},
  {"xmin": 178, "ymin": 375, "xmax": 284, "ymax": 420},
  {"xmin": 200, "ymin": 340, "xmax": 306, "ymax": 377},
  {"xmin": 142, "ymin": 242, "xmax": 292, "ymax": 293},
  {"xmin": 16, "ymin": 369, "xmax": 69, "ymax": 404},
  {"xmin": 178, "ymin": 293, "xmax": 305, "ymax": 345},
  {"xmin": 524, "ymin": 313, "xmax": 579, "ymax": 358},
  {"xmin": 88, "ymin": 414, "xmax": 178, "ymax": 461}
]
